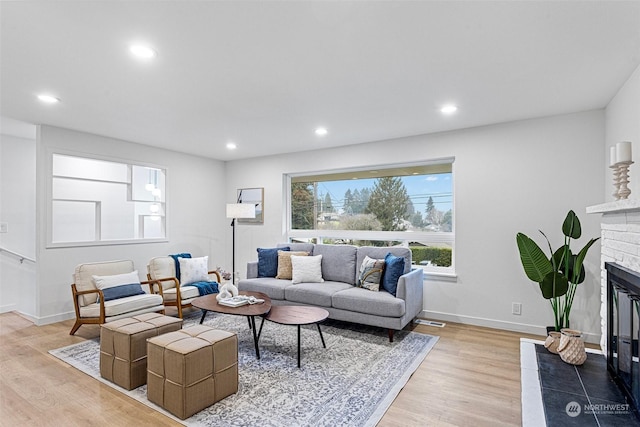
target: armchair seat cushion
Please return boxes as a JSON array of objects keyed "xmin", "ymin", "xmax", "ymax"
[
  {"xmin": 161, "ymin": 285, "xmax": 200, "ymax": 303},
  {"xmin": 80, "ymin": 293, "xmax": 163, "ymax": 318}
]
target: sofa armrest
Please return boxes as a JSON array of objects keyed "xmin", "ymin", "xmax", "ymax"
[
  {"xmin": 246, "ymin": 261, "xmax": 258, "ymax": 279},
  {"xmin": 395, "ymin": 268, "xmax": 424, "ymax": 318}
]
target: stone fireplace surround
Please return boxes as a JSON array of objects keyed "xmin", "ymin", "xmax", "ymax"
[{"xmin": 586, "ymin": 199, "xmax": 640, "ymax": 352}]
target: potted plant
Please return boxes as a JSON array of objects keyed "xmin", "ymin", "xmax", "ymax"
[{"xmin": 516, "ymin": 210, "xmax": 599, "ymax": 332}]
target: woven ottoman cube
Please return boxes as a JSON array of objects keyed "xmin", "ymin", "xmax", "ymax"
[
  {"xmin": 100, "ymin": 313, "xmax": 183, "ymax": 390},
  {"xmin": 146, "ymin": 325, "xmax": 238, "ymax": 419}
]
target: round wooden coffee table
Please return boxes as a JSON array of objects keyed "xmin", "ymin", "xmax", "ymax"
[
  {"xmin": 258, "ymin": 305, "xmax": 329, "ymax": 368},
  {"xmin": 192, "ymin": 291, "xmax": 271, "ymax": 359}
]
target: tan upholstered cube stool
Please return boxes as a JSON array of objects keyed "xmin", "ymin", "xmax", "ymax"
[
  {"xmin": 146, "ymin": 325, "xmax": 238, "ymax": 420},
  {"xmin": 100, "ymin": 313, "xmax": 183, "ymax": 390}
]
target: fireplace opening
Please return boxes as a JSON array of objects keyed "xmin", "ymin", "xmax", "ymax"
[{"xmin": 606, "ymin": 262, "xmax": 640, "ymax": 418}]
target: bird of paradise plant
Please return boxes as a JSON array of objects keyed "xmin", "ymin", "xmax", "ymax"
[{"xmin": 516, "ymin": 210, "xmax": 599, "ymax": 332}]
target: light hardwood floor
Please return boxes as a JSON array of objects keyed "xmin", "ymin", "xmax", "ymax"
[{"xmin": 0, "ymin": 310, "xmax": 545, "ymax": 426}]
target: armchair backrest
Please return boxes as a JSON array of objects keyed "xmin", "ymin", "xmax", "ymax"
[
  {"xmin": 74, "ymin": 259, "xmax": 135, "ymax": 306},
  {"xmin": 147, "ymin": 256, "xmax": 177, "ymax": 290}
]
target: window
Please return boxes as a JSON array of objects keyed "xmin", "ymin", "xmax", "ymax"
[
  {"xmin": 286, "ymin": 159, "xmax": 455, "ymax": 276},
  {"xmin": 48, "ymin": 153, "xmax": 166, "ymax": 247}
]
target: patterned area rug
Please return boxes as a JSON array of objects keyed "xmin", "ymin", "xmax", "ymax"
[{"xmin": 50, "ymin": 314, "xmax": 438, "ymax": 426}]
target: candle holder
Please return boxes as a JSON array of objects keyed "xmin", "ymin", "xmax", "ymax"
[
  {"xmin": 615, "ymin": 161, "xmax": 634, "ymax": 200},
  {"xmin": 610, "ymin": 164, "xmax": 622, "ymax": 200}
]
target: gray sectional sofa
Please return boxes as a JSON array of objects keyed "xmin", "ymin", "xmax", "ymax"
[{"xmin": 237, "ymin": 243, "xmax": 424, "ymax": 341}]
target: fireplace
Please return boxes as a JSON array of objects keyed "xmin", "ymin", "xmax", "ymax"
[{"xmin": 606, "ymin": 262, "xmax": 640, "ymax": 417}]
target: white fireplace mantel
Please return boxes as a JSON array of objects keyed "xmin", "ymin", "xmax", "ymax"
[
  {"xmin": 587, "ymin": 198, "xmax": 640, "ymax": 215},
  {"xmin": 587, "ymin": 198, "xmax": 640, "ymax": 352}
]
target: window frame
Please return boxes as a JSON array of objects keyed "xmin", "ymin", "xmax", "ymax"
[
  {"xmin": 46, "ymin": 149, "xmax": 168, "ymax": 248},
  {"xmin": 284, "ymin": 158, "xmax": 456, "ymax": 279}
]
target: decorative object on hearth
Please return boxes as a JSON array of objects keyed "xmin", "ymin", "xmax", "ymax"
[
  {"xmin": 557, "ymin": 328, "xmax": 587, "ymax": 365},
  {"xmin": 516, "ymin": 210, "xmax": 599, "ymax": 332},
  {"xmin": 544, "ymin": 331, "xmax": 561, "ymax": 354},
  {"xmin": 609, "ymin": 141, "xmax": 634, "ymax": 200}
]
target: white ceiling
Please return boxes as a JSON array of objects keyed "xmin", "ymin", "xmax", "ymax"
[{"xmin": 1, "ymin": 1, "xmax": 639, "ymax": 161}]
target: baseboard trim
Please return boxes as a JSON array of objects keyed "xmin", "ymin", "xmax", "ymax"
[
  {"xmin": 420, "ymin": 310, "xmax": 601, "ymax": 344},
  {"xmin": 0, "ymin": 304, "xmax": 17, "ymax": 314}
]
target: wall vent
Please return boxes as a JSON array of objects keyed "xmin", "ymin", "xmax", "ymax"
[{"xmin": 414, "ymin": 319, "xmax": 446, "ymax": 328}]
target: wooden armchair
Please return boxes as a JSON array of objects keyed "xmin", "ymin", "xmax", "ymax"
[
  {"xmin": 147, "ymin": 256, "xmax": 221, "ymax": 318},
  {"xmin": 70, "ymin": 259, "xmax": 165, "ymax": 335}
]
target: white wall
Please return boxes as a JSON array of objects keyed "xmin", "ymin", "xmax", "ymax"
[
  {"xmin": 0, "ymin": 133, "xmax": 36, "ymax": 315},
  {"xmin": 35, "ymin": 126, "xmax": 228, "ymax": 324},
  {"xmin": 226, "ymin": 110, "xmax": 605, "ymax": 340},
  {"xmin": 605, "ymin": 64, "xmax": 640, "ymax": 202}
]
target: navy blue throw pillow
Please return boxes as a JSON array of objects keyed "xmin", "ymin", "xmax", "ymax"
[
  {"xmin": 102, "ymin": 283, "xmax": 146, "ymax": 302},
  {"xmin": 382, "ymin": 253, "xmax": 405, "ymax": 296},
  {"xmin": 257, "ymin": 247, "xmax": 290, "ymax": 277}
]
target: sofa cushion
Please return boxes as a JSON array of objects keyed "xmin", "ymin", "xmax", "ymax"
[
  {"xmin": 276, "ymin": 251, "xmax": 308, "ymax": 280},
  {"xmin": 291, "ymin": 255, "xmax": 324, "ymax": 284},
  {"xmin": 313, "ymin": 244, "xmax": 358, "ymax": 285},
  {"xmin": 285, "ymin": 281, "xmax": 353, "ymax": 307},
  {"xmin": 237, "ymin": 277, "xmax": 293, "ymax": 300},
  {"xmin": 257, "ymin": 247, "xmax": 289, "ymax": 277},
  {"xmin": 382, "ymin": 253, "xmax": 405, "ymax": 296},
  {"xmin": 332, "ymin": 287, "xmax": 405, "ymax": 318},
  {"xmin": 356, "ymin": 256, "xmax": 385, "ymax": 291},
  {"xmin": 356, "ymin": 246, "xmax": 411, "ymax": 275},
  {"xmin": 278, "ymin": 242, "xmax": 314, "ymax": 254}
]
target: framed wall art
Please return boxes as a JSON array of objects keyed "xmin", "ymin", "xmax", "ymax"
[{"xmin": 237, "ymin": 187, "xmax": 263, "ymax": 224}]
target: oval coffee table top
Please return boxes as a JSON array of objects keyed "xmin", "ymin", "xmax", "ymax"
[
  {"xmin": 265, "ymin": 305, "xmax": 329, "ymax": 325},
  {"xmin": 192, "ymin": 291, "xmax": 272, "ymax": 317}
]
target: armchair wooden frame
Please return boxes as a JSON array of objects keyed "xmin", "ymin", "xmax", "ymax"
[
  {"xmin": 147, "ymin": 270, "xmax": 221, "ymax": 319},
  {"xmin": 69, "ymin": 279, "xmax": 164, "ymax": 335}
]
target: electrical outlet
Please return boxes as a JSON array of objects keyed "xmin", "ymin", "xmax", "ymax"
[
  {"xmin": 512, "ymin": 302, "xmax": 522, "ymax": 315},
  {"xmin": 0, "ymin": 222, "xmax": 7, "ymax": 233}
]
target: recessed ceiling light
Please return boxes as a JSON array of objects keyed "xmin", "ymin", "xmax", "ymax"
[
  {"xmin": 440, "ymin": 105, "xmax": 458, "ymax": 114},
  {"xmin": 315, "ymin": 127, "xmax": 328, "ymax": 136},
  {"xmin": 129, "ymin": 44, "xmax": 157, "ymax": 59},
  {"xmin": 226, "ymin": 142, "xmax": 237, "ymax": 150},
  {"xmin": 37, "ymin": 94, "xmax": 60, "ymax": 104}
]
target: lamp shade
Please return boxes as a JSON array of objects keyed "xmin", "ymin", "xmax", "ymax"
[{"xmin": 226, "ymin": 203, "xmax": 256, "ymax": 219}]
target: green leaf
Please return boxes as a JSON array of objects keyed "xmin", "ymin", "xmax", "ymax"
[
  {"xmin": 540, "ymin": 271, "xmax": 569, "ymax": 299},
  {"xmin": 571, "ymin": 238, "xmax": 599, "ymax": 284},
  {"xmin": 552, "ymin": 245, "xmax": 571, "ymax": 272},
  {"xmin": 516, "ymin": 233, "xmax": 553, "ymax": 282},
  {"xmin": 562, "ymin": 210, "xmax": 582, "ymax": 239}
]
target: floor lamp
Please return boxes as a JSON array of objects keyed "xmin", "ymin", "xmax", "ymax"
[{"xmin": 226, "ymin": 203, "xmax": 256, "ymax": 283}]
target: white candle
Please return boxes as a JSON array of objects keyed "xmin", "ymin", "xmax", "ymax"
[
  {"xmin": 610, "ymin": 146, "xmax": 617, "ymax": 166},
  {"xmin": 616, "ymin": 141, "xmax": 632, "ymax": 163}
]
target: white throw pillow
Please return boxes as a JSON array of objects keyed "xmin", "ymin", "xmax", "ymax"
[
  {"xmin": 93, "ymin": 270, "xmax": 141, "ymax": 290},
  {"xmin": 92, "ymin": 270, "xmax": 144, "ymax": 302},
  {"xmin": 291, "ymin": 255, "xmax": 324, "ymax": 284},
  {"xmin": 179, "ymin": 256, "xmax": 209, "ymax": 285}
]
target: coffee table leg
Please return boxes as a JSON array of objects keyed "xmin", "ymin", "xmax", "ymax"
[
  {"xmin": 199, "ymin": 309, "xmax": 208, "ymax": 324},
  {"xmin": 250, "ymin": 316, "xmax": 261, "ymax": 360},
  {"xmin": 297, "ymin": 325, "xmax": 301, "ymax": 368},
  {"xmin": 257, "ymin": 316, "xmax": 266, "ymax": 340},
  {"xmin": 317, "ymin": 323, "xmax": 326, "ymax": 348}
]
